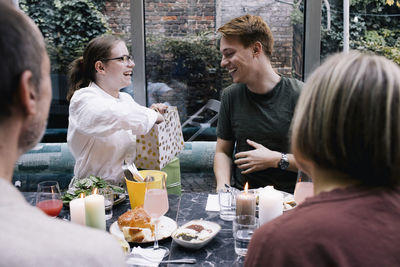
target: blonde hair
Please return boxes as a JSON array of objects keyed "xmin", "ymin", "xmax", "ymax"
[
  {"xmin": 291, "ymin": 51, "xmax": 400, "ymax": 186},
  {"xmin": 218, "ymin": 14, "xmax": 274, "ymax": 58}
]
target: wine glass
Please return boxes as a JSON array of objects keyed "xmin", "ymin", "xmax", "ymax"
[
  {"xmin": 293, "ymin": 171, "xmax": 314, "ymax": 205},
  {"xmin": 143, "ymin": 174, "xmax": 169, "ymax": 258},
  {"xmin": 36, "ymin": 181, "xmax": 63, "ymax": 217}
]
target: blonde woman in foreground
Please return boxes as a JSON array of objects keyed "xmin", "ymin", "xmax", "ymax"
[{"xmin": 245, "ymin": 51, "xmax": 400, "ymax": 266}]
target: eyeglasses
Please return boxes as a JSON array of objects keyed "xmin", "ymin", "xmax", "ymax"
[{"xmin": 101, "ymin": 55, "xmax": 133, "ymax": 65}]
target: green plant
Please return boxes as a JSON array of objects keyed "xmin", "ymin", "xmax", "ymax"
[
  {"xmin": 320, "ymin": 0, "xmax": 400, "ymax": 64},
  {"xmin": 19, "ymin": 0, "xmax": 110, "ymax": 73},
  {"xmin": 290, "ymin": 0, "xmax": 304, "ymax": 26}
]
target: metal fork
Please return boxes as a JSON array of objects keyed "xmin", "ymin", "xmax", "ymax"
[{"xmin": 159, "ymin": 258, "xmax": 197, "ymax": 264}]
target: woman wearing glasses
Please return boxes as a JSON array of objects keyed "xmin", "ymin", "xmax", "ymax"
[{"xmin": 67, "ymin": 34, "xmax": 167, "ymax": 184}]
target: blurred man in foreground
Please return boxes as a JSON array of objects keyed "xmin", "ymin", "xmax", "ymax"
[{"xmin": 0, "ymin": 2, "xmax": 125, "ymax": 266}]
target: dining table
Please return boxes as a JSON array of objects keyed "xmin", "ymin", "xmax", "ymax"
[{"xmin": 23, "ymin": 191, "xmax": 246, "ymax": 266}]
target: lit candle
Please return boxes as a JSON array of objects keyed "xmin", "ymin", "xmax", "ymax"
[
  {"xmin": 70, "ymin": 193, "xmax": 86, "ymax": 225},
  {"xmin": 85, "ymin": 188, "xmax": 106, "ymax": 230},
  {"xmin": 258, "ymin": 186, "xmax": 283, "ymax": 225},
  {"xmin": 236, "ymin": 182, "xmax": 256, "ymax": 217}
]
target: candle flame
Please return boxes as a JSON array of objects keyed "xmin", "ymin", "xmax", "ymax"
[
  {"xmin": 244, "ymin": 182, "xmax": 249, "ymax": 193},
  {"xmin": 92, "ymin": 187, "xmax": 98, "ymax": 195},
  {"xmin": 79, "ymin": 193, "xmax": 85, "ymax": 198}
]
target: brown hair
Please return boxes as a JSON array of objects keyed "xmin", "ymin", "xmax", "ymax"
[
  {"xmin": 291, "ymin": 51, "xmax": 400, "ymax": 186},
  {"xmin": 67, "ymin": 34, "xmax": 122, "ymax": 101},
  {"xmin": 217, "ymin": 14, "xmax": 274, "ymax": 58},
  {"xmin": 0, "ymin": 2, "xmax": 45, "ymax": 119}
]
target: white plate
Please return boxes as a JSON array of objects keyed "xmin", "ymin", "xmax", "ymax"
[
  {"xmin": 172, "ymin": 220, "xmax": 221, "ymax": 250},
  {"xmin": 109, "ymin": 216, "xmax": 177, "ymax": 243}
]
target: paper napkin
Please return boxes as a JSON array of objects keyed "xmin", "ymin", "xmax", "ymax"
[
  {"xmin": 126, "ymin": 246, "xmax": 165, "ymax": 267},
  {"xmin": 205, "ymin": 194, "xmax": 220, "ymax": 211}
]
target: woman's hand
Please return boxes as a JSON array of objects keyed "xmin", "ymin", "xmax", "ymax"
[
  {"xmin": 150, "ymin": 103, "xmax": 168, "ymax": 114},
  {"xmin": 150, "ymin": 103, "xmax": 168, "ymax": 124}
]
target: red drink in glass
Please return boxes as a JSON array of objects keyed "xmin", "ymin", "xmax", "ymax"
[
  {"xmin": 37, "ymin": 199, "xmax": 63, "ymax": 217},
  {"xmin": 36, "ymin": 181, "xmax": 62, "ymax": 217}
]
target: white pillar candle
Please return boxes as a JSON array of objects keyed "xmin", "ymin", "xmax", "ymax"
[
  {"xmin": 70, "ymin": 196, "xmax": 86, "ymax": 225},
  {"xmin": 259, "ymin": 186, "xmax": 283, "ymax": 225},
  {"xmin": 85, "ymin": 191, "xmax": 106, "ymax": 230}
]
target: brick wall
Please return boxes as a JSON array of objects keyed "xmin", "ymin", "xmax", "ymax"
[
  {"xmin": 104, "ymin": 0, "xmax": 131, "ymax": 42},
  {"xmin": 217, "ymin": 0, "xmax": 294, "ymax": 76},
  {"xmin": 144, "ymin": 0, "xmax": 215, "ymax": 37}
]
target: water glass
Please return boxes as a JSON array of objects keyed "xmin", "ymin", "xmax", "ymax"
[
  {"xmin": 233, "ymin": 215, "xmax": 259, "ymax": 257},
  {"xmin": 218, "ymin": 189, "xmax": 236, "ymax": 221},
  {"xmin": 100, "ymin": 187, "xmax": 114, "ymax": 220}
]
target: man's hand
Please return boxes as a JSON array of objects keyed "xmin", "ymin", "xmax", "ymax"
[{"xmin": 234, "ymin": 139, "xmax": 280, "ymax": 174}]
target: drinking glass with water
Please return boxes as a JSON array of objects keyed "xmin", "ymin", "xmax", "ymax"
[
  {"xmin": 233, "ymin": 215, "xmax": 259, "ymax": 256},
  {"xmin": 218, "ymin": 187, "xmax": 237, "ymax": 221}
]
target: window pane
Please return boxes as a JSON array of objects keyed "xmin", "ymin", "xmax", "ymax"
[
  {"xmin": 320, "ymin": 1, "xmax": 400, "ymax": 62},
  {"xmin": 20, "ymin": 0, "xmax": 306, "ymax": 143},
  {"xmin": 19, "ymin": 0, "xmax": 131, "ymax": 142},
  {"xmin": 144, "ymin": 0, "xmax": 305, "ymax": 141}
]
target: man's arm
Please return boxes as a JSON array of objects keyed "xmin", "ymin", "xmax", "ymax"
[
  {"xmin": 214, "ymin": 138, "xmax": 235, "ymax": 192},
  {"xmin": 234, "ymin": 139, "xmax": 298, "ymax": 174}
]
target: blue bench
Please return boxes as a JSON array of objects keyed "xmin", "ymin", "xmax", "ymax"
[{"xmin": 13, "ymin": 141, "xmax": 216, "ymax": 192}]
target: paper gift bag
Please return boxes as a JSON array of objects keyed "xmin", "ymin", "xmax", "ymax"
[
  {"xmin": 162, "ymin": 157, "xmax": 182, "ymax": 196},
  {"xmin": 135, "ymin": 106, "xmax": 184, "ymax": 170}
]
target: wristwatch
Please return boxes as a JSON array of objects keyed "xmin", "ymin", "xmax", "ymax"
[{"xmin": 278, "ymin": 153, "xmax": 289, "ymax": 171}]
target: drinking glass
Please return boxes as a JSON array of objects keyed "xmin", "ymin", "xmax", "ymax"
[
  {"xmin": 218, "ymin": 188, "xmax": 236, "ymax": 221},
  {"xmin": 100, "ymin": 187, "xmax": 114, "ymax": 220},
  {"xmin": 143, "ymin": 174, "xmax": 169, "ymax": 258},
  {"xmin": 293, "ymin": 171, "xmax": 314, "ymax": 205},
  {"xmin": 233, "ymin": 215, "xmax": 259, "ymax": 256},
  {"xmin": 36, "ymin": 181, "xmax": 63, "ymax": 217}
]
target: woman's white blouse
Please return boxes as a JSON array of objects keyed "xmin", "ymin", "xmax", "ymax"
[{"xmin": 67, "ymin": 82, "xmax": 158, "ymax": 184}]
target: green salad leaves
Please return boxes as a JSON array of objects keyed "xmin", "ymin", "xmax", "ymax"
[{"xmin": 61, "ymin": 175, "xmax": 125, "ymax": 204}]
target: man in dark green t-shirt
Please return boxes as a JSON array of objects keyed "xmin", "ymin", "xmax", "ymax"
[{"xmin": 214, "ymin": 14, "xmax": 303, "ymax": 193}]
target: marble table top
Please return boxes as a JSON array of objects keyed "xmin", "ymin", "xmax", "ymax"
[{"xmin": 23, "ymin": 192, "xmax": 245, "ymax": 266}]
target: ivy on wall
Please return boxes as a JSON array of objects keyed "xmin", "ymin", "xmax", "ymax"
[
  {"xmin": 320, "ymin": 0, "xmax": 400, "ymax": 64},
  {"xmin": 290, "ymin": 0, "xmax": 400, "ymax": 64},
  {"xmin": 19, "ymin": 0, "xmax": 111, "ymax": 73}
]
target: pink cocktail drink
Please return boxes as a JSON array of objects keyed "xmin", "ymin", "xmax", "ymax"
[
  {"xmin": 37, "ymin": 199, "xmax": 63, "ymax": 217},
  {"xmin": 294, "ymin": 182, "xmax": 314, "ymax": 205},
  {"xmin": 144, "ymin": 188, "xmax": 169, "ymax": 218}
]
